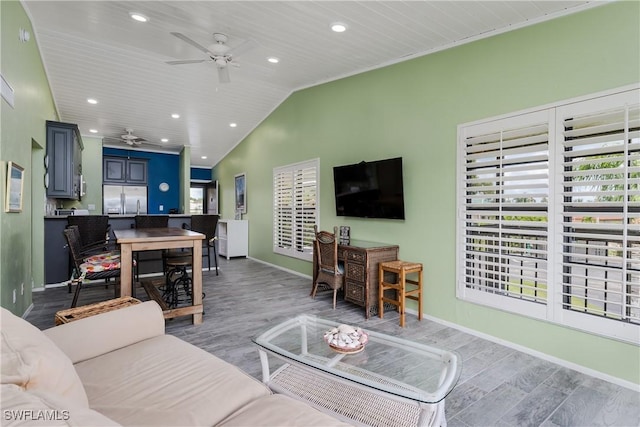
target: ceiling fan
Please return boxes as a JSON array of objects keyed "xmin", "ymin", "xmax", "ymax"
[
  {"xmin": 103, "ymin": 128, "xmax": 147, "ymax": 146},
  {"xmin": 167, "ymin": 32, "xmax": 255, "ymax": 83}
]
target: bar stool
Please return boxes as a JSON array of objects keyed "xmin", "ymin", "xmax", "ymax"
[
  {"xmin": 378, "ymin": 260, "xmax": 423, "ymax": 327},
  {"xmin": 163, "ymin": 252, "xmax": 193, "ymax": 308}
]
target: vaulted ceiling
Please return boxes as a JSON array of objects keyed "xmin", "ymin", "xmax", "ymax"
[{"xmin": 22, "ymin": 1, "xmax": 596, "ymax": 166}]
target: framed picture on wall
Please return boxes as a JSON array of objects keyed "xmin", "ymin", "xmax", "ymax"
[
  {"xmin": 5, "ymin": 161, "xmax": 24, "ymax": 213},
  {"xmin": 234, "ymin": 172, "xmax": 246, "ymax": 215}
]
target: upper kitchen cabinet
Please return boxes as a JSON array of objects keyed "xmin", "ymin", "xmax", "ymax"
[
  {"xmin": 103, "ymin": 156, "xmax": 147, "ymax": 185},
  {"xmin": 46, "ymin": 121, "xmax": 83, "ymax": 199}
]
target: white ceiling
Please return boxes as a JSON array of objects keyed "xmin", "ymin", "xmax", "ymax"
[{"xmin": 22, "ymin": 1, "xmax": 597, "ymax": 167}]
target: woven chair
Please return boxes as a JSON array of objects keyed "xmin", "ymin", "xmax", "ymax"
[
  {"xmin": 65, "ymin": 216, "xmax": 113, "ymax": 292},
  {"xmin": 311, "ymin": 225, "xmax": 344, "ymax": 309},
  {"xmin": 133, "ymin": 215, "xmax": 169, "ymax": 281},
  {"xmin": 67, "ymin": 215, "xmax": 111, "ymax": 248},
  {"xmin": 63, "ymin": 228, "xmax": 121, "ymax": 308},
  {"xmin": 185, "ymin": 214, "xmax": 219, "ymax": 275}
]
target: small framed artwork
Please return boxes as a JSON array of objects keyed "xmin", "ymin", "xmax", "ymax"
[
  {"xmin": 234, "ymin": 172, "xmax": 246, "ymax": 215},
  {"xmin": 5, "ymin": 161, "xmax": 24, "ymax": 213}
]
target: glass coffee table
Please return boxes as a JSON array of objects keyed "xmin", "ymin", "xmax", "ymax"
[{"xmin": 253, "ymin": 315, "xmax": 461, "ymax": 427}]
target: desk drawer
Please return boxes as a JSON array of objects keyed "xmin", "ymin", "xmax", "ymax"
[
  {"xmin": 344, "ymin": 281, "xmax": 365, "ymax": 305},
  {"xmin": 343, "ymin": 250, "xmax": 365, "ymax": 263},
  {"xmin": 345, "ymin": 262, "xmax": 365, "ymax": 282}
]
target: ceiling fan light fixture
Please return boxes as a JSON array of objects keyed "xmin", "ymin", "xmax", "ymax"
[
  {"xmin": 129, "ymin": 12, "xmax": 148, "ymax": 22},
  {"xmin": 331, "ymin": 22, "xmax": 347, "ymax": 33}
]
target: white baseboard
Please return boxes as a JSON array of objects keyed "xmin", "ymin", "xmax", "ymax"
[
  {"xmin": 248, "ymin": 256, "xmax": 312, "ymax": 280},
  {"xmin": 21, "ymin": 303, "xmax": 34, "ymax": 319},
  {"xmin": 410, "ymin": 308, "xmax": 640, "ymax": 392}
]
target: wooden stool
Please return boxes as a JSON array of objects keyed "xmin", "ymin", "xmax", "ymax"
[{"xmin": 378, "ymin": 260, "xmax": 423, "ymax": 327}]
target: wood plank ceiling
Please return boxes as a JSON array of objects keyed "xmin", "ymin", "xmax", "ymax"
[{"xmin": 22, "ymin": 1, "xmax": 595, "ymax": 166}]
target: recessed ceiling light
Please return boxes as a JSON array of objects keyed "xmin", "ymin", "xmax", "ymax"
[
  {"xmin": 267, "ymin": 57, "xmax": 279, "ymax": 64},
  {"xmin": 331, "ymin": 22, "xmax": 347, "ymax": 33},
  {"xmin": 201, "ymin": 156, "xmax": 207, "ymax": 160},
  {"xmin": 161, "ymin": 138, "xmax": 168, "ymax": 143},
  {"xmin": 229, "ymin": 122, "xmax": 237, "ymax": 128},
  {"xmin": 129, "ymin": 12, "xmax": 148, "ymax": 22},
  {"xmin": 87, "ymin": 98, "xmax": 98, "ymax": 104},
  {"xmin": 89, "ymin": 129, "xmax": 98, "ymax": 133},
  {"xmin": 171, "ymin": 113, "xmax": 180, "ymax": 119}
]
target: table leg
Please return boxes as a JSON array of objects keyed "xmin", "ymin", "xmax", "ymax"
[
  {"xmin": 120, "ymin": 244, "xmax": 133, "ymax": 297},
  {"xmin": 192, "ymin": 241, "xmax": 203, "ymax": 324}
]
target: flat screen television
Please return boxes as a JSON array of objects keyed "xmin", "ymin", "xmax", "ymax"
[{"xmin": 333, "ymin": 157, "xmax": 405, "ymax": 219}]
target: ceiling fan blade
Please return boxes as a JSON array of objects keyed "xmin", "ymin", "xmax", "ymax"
[
  {"xmin": 228, "ymin": 38, "xmax": 258, "ymax": 58},
  {"xmin": 166, "ymin": 59, "xmax": 208, "ymax": 65},
  {"xmin": 170, "ymin": 32, "xmax": 211, "ymax": 54},
  {"xmin": 218, "ymin": 66, "xmax": 231, "ymax": 84}
]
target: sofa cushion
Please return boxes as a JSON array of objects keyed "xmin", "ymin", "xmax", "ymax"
[
  {"xmin": 217, "ymin": 394, "xmax": 352, "ymax": 427},
  {"xmin": 1, "ymin": 384, "xmax": 118, "ymax": 426},
  {"xmin": 73, "ymin": 334, "xmax": 271, "ymax": 426},
  {"xmin": 44, "ymin": 301, "xmax": 165, "ymax": 364},
  {"xmin": 0, "ymin": 308, "xmax": 89, "ymax": 408}
]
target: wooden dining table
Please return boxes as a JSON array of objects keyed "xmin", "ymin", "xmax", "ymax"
[{"xmin": 114, "ymin": 227, "xmax": 205, "ymax": 324}]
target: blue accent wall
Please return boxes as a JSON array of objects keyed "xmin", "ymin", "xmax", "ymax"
[
  {"xmin": 191, "ymin": 167, "xmax": 212, "ymax": 181},
  {"xmin": 103, "ymin": 148, "xmax": 180, "ymax": 214}
]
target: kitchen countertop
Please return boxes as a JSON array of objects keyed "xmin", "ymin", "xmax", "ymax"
[{"xmin": 45, "ymin": 214, "xmax": 192, "ymax": 219}]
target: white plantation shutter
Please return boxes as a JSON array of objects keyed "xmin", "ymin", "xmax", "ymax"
[
  {"xmin": 559, "ymin": 100, "xmax": 640, "ymax": 326},
  {"xmin": 460, "ymin": 111, "xmax": 550, "ymax": 315},
  {"xmin": 273, "ymin": 159, "xmax": 319, "ymax": 260},
  {"xmin": 457, "ymin": 86, "xmax": 640, "ymax": 343}
]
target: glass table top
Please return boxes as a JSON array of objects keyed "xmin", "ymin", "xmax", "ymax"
[{"xmin": 253, "ymin": 315, "xmax": 461, "ymax": 404}]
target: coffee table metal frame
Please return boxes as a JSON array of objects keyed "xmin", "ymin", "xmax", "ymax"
[{"xmin": 253, "ymin": 315, "xmax": 460, "ymax": 427}]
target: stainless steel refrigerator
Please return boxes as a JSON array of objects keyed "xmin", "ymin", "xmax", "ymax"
[{"xmin": 103, "ymin": 185, "xmax": 148, "ymax": 215}]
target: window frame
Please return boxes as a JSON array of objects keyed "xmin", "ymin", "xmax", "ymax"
[
  {"xmin": 273, "ymin": 158, "xmax": 319, "ymax": 261},
  {"xmin": 456, "ymin": 85, "xmax": 640, "ymax": 344}
]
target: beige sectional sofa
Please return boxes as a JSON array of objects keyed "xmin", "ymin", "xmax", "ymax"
[{"xmin": 1, "ymin": 301, "xmax": 349, "ymax": 426}]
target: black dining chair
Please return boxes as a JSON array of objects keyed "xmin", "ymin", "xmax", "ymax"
[
  {"xmin": 185, "ymin": 214, "xmax": 220, "ymax": 275},
  {"xmin": 66, "ymin": 216, "xmax": 113, "ymax": 292},
  {"xmin": 63, "ymin": 228, "xmax": 121, "ymax": 308},
  {"xmin": 133, "ymin": 215, "xmax": 169, "ymax": 281},
  {"xmin": 67, "ymin": 215, "xmax": 111, "ymax": 249}
]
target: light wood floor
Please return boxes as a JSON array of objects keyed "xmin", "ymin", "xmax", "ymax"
[{"xmin": 27, "ymin": 258, "xmax": 640, "ymax": 427}]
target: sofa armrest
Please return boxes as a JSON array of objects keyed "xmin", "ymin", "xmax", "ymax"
[{"xmin": 44, "ymin": 301, "xmax": 165, "ymax": 364}]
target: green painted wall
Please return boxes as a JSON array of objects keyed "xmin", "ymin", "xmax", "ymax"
[
  {"xmin": 1, "ymin": 1, "xmax": 58, "ymax": 313},
  {"xmin": 180, "ymin": 146, "xmax": 190, "ymax": 213},
  {"xmin": 214, "ymin": 2, "xmax": 640, "ymax": 385}
]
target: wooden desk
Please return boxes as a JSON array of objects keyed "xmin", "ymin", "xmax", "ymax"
[
  {"xmin": 114, "ymin": 227, "xmax": 205, "ymax": 324},
  {"xmin": 313, "ymin": 239, "xmax": 398, "ymax": 318}
]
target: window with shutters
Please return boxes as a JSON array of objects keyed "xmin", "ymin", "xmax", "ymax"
[
  {"xmin": 457, "ymin": 86, "xmax": 639, "ymax": 343},
  {"xmin": 273, "ymin": 159, "xmax": 319, "ymax": 261}
]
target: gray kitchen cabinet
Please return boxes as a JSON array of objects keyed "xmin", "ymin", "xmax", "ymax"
[
  {"xmin": 46, "ymin": 121, "xmax": 83, "ymax": 199},
  {"xmin": 103, "ymin": 157, "xmax": 126, "ymax": 183},
  {"xmin": 103, "ymin": 157, "xmax": 147, "ymax": 184},
  {"xmin": 127, "ymin": 160, "xmax": 147, "ymax": 184}
]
